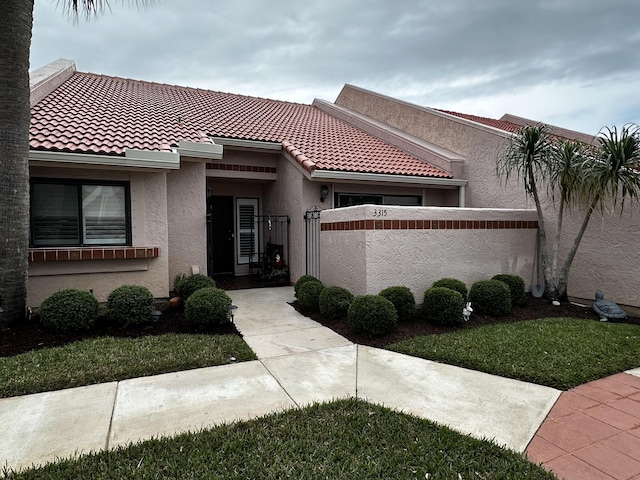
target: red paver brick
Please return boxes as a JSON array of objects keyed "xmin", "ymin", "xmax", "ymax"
[
  {"xmin": 555, "ymin": 412, "xmax": 621, "ymax": 443},
  {"xmin": 536, "ymin": 421, "xmax": 593, "ymax": 452},
  {"xmin": 609, "ymin": 398, "xmax": 640, "ymax": 418},
  {"xmin": 573, "ymin": 384, "xmax": 623, "ymax": 404},
  {"xmin": 585, "ymin": 404, "xmax": 640, "ymax": 431},
  {"xmin": 575, "ymin": 443, "xmax": 640, "ymax": 479},
  {"xmin": 602, "ymin": 432, "xmax": 640, "ymax": 460},
  {"xmin": 545, "ymin": 454, "xmax": 616, "ymax": 480},
  {"xmin": 552, "ymin": 392, "xmax": 600, "ymax": 416},
  {"xmin": 526, "ymin": 436, "xmax": 567, "ymax": 464},
  {"xmin": 588, "ymin": 375, "xmax": 640, "ymax": 397}
]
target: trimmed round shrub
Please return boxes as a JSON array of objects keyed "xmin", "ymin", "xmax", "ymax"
[
  {"xmin": 347, "ymin": 295, "xmax": 398, "ymax": 336},
  {"xmin": 294, "ymin": 275, "xmax": 321, "ymax": 299},
  {"xmin": 185, "ymin": 287, "xmax": 232, "ymax": 327},
  {"xmin": 379, "ymin": 286, "xmax": 416, "ymax": 321},
  {"xmin": 177, "ymin": 274, "xmax": 216, "ymax": 299},
  {"xmin": 422, "ymin": 287, "xmax": 465, "ymax": 326},
  {"xmin": 432, "ymin": 278, "xmax": 468, "ymax": 300},
  {"xmin": 469, "ymin": 280, "xmax": 512, "ymax": 316},
  {"xmin": 107, "ymin": 285, "xmax": 154, "ymax": 326},
  {"xmin": 319, "ymin": 286, "xmax": 354, "ymax": 319},
  {"xmin": 39, "ymin": 289, "xmax": 98, "ymax": 332},
  {"xmin": 492, "ymin": 274, "xmax": 527, "ymax": 306},
  {"xmin": 297, "ymin": 280, "xmax": 325, "ymax": 312}
]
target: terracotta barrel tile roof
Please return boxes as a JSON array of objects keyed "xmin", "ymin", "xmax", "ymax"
[
  {"xmin": 438, "ymin": 110, "xmax": 522, "ymax": 133},
  {"xmin": 30, "ymin": 72, "xmax": 451, "ymax": 178}
]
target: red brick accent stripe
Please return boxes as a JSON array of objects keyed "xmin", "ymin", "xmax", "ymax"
[
  {"xmin": 28, "ymin": 246, "xmax": 160, "ymax": 262},
  {"xmin": 321, "ymin": 220, "xmax": 538, "ymax": 231},
  {"xmin": 207, "ymin": 163, "xmax": 277, "ymax": 174}
]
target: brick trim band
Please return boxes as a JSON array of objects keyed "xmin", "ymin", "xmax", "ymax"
[
  {"xmin": 207, "ymin": 163, "xmax": 276, "ymax": 174},
  {"xmin": 28, "ymin": 246, "xmax": 160, "ymax": 262},
  {"xmin": 321, "ymin": 220, "xmax": 538, "ymax": 231}
]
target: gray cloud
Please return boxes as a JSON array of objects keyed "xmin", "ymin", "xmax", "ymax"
[{"xmin": 30, "ymin": 0, "xmax": 640, "ymax": 133}]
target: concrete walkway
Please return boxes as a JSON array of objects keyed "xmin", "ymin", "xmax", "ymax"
[{"xmin": 1, "ymin": 286, "xmax": 637, "ymax": 478}]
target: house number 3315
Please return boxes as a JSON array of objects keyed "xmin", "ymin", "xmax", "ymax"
[{"xmin": 373, "ymin": 209, "xmax": 388, "ymax": 217}]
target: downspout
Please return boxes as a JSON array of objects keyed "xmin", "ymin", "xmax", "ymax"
[{"xmin": 458, "ymin": 185, "xmax": 466, "ymax": 208}]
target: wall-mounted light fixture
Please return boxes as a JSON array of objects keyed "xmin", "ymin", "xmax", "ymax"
[{"xmin": 320, "ymin": 185, "xmax": 329, "ymax": 202}]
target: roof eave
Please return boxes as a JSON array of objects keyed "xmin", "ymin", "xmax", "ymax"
[
  {"xmin": 310, "ymin": 169, "xmax": 467, "ymax": 187},
  {"xmin": 29, "ymin": 149, "xmax": 181, "ymax": 171}
]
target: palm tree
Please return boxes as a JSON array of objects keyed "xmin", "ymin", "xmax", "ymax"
[
  {"xmin": 0, "ymin": 0, "xmax": 147, "ymax": 325},
  {"xmin": 497, "ymin": 123, "xmax": 640, "ymax": 301}
]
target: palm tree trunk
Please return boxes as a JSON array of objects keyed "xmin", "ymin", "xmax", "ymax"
[
  {"xmin": 556, "ymin": 196, "xmax": 599, "ymax": 300},
  {"xmin": 550, "ymin": 196, "xmax": 565, "ymax": 290},
  {"xmin": 527, "ymin": 166, "xmax": 555, "ymax": 298},
  {"xmin": 0, "ymin": 0, "xmax": 34, "ymax": 325}
]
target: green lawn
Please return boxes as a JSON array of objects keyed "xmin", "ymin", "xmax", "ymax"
[
  {"xmin": 0, "ymin": 333, "xmax": 256, "ymax": 398},
  {"xmin": 388, "ymin": 317, "xmax": 640, "ymax": 390},
  {"xmin": 3, "ymin": 399, "xmax": 555, "ymax": 480}
]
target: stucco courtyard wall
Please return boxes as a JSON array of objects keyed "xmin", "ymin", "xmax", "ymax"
[
  {"xmin": 27, "ymin": 168, "xmax": 170, "ymax": 306},
  {"xmin": 320, "ymin": 205, "xmax": 538, "ymax": 300}
]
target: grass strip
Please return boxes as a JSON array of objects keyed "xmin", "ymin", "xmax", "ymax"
[
  {"xmin": 388, "ymin": 317, "xmax": 640, "ymax": 390},
  {"xmin": 0, "ymin": 334, "xmax": 256, "ymax": 398},
  {"xmin": 3, "ymin": 399, "xmax": 555, "ymax": 479}
]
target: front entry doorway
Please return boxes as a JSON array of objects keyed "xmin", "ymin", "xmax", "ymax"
[{"xmin": 207, "ymin": 195, "xmax": 234, "ymax": 275}]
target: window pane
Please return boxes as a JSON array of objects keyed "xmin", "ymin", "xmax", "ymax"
[
  {"xmin": 82, "ymin": 185, "xmax": 127, "ymax": 245},
  {"xmin": 31, "ymin": 183, "xmax": 79, "ymax": 246}
]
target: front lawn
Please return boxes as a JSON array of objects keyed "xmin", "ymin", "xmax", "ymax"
[
  {"xmin": 3, "ymin": 399, "xmax": 555, "ymax": 480},
  {"xmin": 0, "ymin": 334, "xmax": 256, "ymax": 398},
  {"xmin": 388, "ymin": 317, "xmax": 640, "ymax": 390}
]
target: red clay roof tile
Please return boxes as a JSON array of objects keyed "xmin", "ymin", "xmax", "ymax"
[
  {"xmin": 438, "ymin": 110, "xmax": 522, "ymax": 133},
  {"xmin": 30, "ymin": 72, "xmax": 451, "ymax": 178}
]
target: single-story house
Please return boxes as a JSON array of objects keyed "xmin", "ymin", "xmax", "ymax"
[{"xmin": 27, "ymin": 59, "xmax": 639, "ymax": 312}]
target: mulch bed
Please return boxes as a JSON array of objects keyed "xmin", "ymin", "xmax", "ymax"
[
  {"xmin": 293, "ymin": 295, "xmax": 640, "ymax": 348},
  {"xmin": 0, "ymin": 305, "xmax": 238, "ymax": 358},
  {"xmin": 2, "ymin": 295, "xmax": 639, "ymax": 357}
]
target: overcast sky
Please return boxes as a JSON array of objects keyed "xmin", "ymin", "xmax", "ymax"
[{"xmin": 30, "ymin": 0, "xmax": 640, "ymax": 135}]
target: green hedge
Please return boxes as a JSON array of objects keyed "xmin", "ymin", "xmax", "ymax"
[
  {"xmin": 422, "ymin": 287, "xmax": 465, "ymax": 326},
  {"xmin": 185, "ymin": 287, "xmax": 233, "ymax": 327},
  {"xmin": 39, "ymin": 289, "xmax": 98, "ymax": 332},
  {"xmin": 319, "ymin": 286, "xmax": 354, "ymax": 319},
  {"xmin": 469, "ymin": 280, "xmax": 512, "ymax": 316},
  {"xmin": 107, "ymin": 285, "xmax": 154, "ymax": 326},
  {"xmin": 379, "ymin": 286, "xmax": 416, "ymax": 321},
  {"xmin": 348, "ymin": 295, "xmax": 398, "ymax": 336}
]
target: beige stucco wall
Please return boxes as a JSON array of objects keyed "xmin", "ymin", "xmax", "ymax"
[
  {"xmin": 27, "ymin": 167, "xmax": 170, "ymax": 306},
  {"xmin": 167, "ymin": 161, "xmax": 207, "ymax": 286},
  {"xmin": 320, "ymin": 205, "xmax": 538, "ymax": 301},
  {"xmin": 335, "ymin": 87, "xmax": 640, "ymax": 309}
]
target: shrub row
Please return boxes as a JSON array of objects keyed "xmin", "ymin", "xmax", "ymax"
[
  {"xmin": 293, "ymin": 272, "xmax": 527, "ymax": 334},
  {"xmin": 38, "ymin": 272, "xmax": 226, "ymax": 333}
]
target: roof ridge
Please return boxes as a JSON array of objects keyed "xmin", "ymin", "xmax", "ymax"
[{"xmin": 74, "ymin": 70, "xmax": 313, "ymax": 107}]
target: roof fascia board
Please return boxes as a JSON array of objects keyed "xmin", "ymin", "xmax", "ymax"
[
  {"xmin": 176, "ymin": 140, "xmax": 223, "ymax": 160},
  {"xmin": 29, "ymin": 149, "xmax": 180, "ymax": 170},
  {"xmin": 209, "ymin": 137, "xmax": 282, "ymax": 151},
  {"xmin": 314, "ymin": 98, "xmax": 464, "ymax": 175},
  {"xmin": 310, "ymin": 169, "xmax": 468, "ymax": 187}
]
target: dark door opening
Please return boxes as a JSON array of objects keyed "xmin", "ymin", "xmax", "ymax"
[{"xmin": 207, "ymin": 195, "xmax": 234, "ymax": 275}]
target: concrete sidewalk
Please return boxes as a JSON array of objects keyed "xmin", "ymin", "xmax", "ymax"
[{"xmin": 1, "ymin": 286, "xmax": 561, "ymax": 473}]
